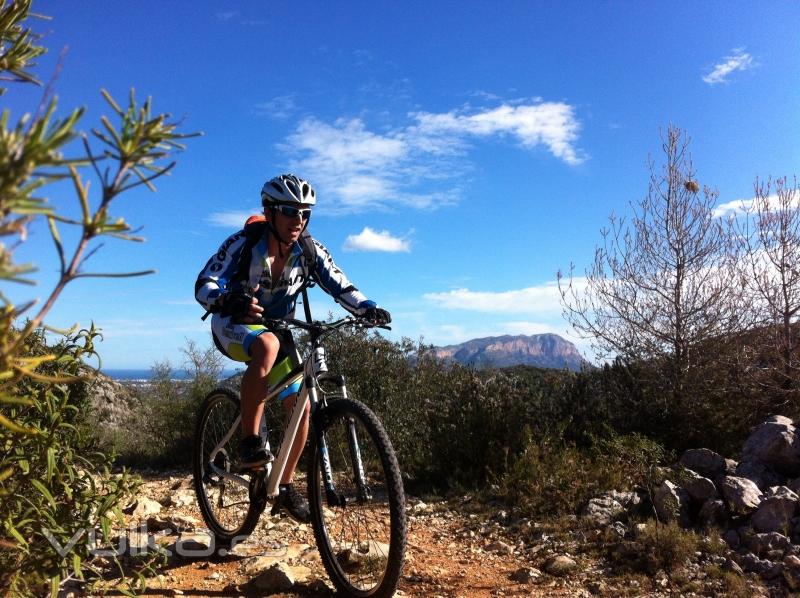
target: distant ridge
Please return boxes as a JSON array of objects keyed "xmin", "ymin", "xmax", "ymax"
[{"xmin": 431, "ymin": 333, "xmax": 589, "ymax": 371}]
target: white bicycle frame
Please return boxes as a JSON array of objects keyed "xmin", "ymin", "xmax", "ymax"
[{"xmin": 207, "ymin": 343, "xmax": 341, "ymax": 498}]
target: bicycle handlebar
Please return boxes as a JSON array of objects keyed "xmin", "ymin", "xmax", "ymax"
[{"xmin": 262, "ymin": 315, "xmax": 391, "ymax": 335}]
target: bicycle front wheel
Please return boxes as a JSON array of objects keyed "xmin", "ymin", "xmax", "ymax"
[
  {"xmin": 307, "ymin": 398, "xmax": 406, "ymax": 598},
  {"xmin": 193, "ymin": 387, "xmax": 264, "ymax": 545}
]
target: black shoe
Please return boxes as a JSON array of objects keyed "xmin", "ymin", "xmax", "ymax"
[
  {"xmin": 271, "ymin": 483, "xmax": 311, "ymax": 523},
  {"xmin": 238, "ymin": 435, "xmax": 273, "ymax": 471}
]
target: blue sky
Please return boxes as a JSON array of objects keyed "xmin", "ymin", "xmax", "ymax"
[{"xmin": 6, "ymin": 1, "xmax": 799, "ymax": 369}]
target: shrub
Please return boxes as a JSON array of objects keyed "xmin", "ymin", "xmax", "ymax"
[
  {"xmin": 0, "ymin": 2, "xmax": 195, "ymax": 593},
  {"xmin": 108, "ymin": 341, "xmax": 223, "ymax": 468},
  {"xmin": 499, "ymin": 430, "xmax": 666, "ymax": 518}
]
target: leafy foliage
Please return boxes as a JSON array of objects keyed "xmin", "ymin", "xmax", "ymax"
[
  {"xmin": 110, "ymin": 342, "xmax": 224, "ymax": 468},
  {"xmin": 0, "ymin": 2, "xmax": 196, "ymax": 594}
]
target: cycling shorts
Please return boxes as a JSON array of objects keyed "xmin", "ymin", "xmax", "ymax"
[{"xmin": 210, "ymin": 314, "xmax": 301, "ymax": 400}]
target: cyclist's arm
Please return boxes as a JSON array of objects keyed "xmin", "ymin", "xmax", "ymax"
[
  {"xmin": 309, "ymin": 238, "xmax": 379, "ymax": 316},
  {"xmin": 195, "ymin": 230, "xmax": 247, "ymax": 312}
]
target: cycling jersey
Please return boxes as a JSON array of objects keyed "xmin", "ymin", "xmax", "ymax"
[{"xmin": 195, "ymin": 226, "xmax": 376, "ymax": 320}]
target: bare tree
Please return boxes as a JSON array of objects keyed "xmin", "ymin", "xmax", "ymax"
[
  {"xmin": 735, "ymin": 176, "xmax": 800, "ymax": 407},
  {"xmin": 558, "ymin": 125, "xmax": 740, "ymax": 405}
]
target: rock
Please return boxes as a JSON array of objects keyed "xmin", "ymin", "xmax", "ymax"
[
  {"xmin": 128, "ymin": 497, "xmax": 162, "ymax": 521},
  {"xmin": 169, "ymin": 492, "xmax": 196, "ymax": 508},
  {"xmin": 767, "ymin": 485, "xmax": 799, "ymax": 500},
  {"xmin": 725, "ymin": 458, "xmax": 739, "ymax": 474},
  {"xmin": 736, "ymin": 458, "xmax": 784, "ymax": 490},
  {"xmin": 724, "ymin": 557, "xmax": 744, "ymax": 575},
  {"xmin": 543, "ymin": 555, "xmax": 578, "ymax": 576},
  {"xmin": 789, "ymin": 478, "xmax": 800, "ymax": 495},
  {"xmin": 586, "ymin": 580, "xmax": 606, "ymax": 595},
  {"xmin": 510, "ymin": 567, "xmax": 541, "ymax": 583},
  {"xmin": 784, "ymin": 555, "xmax": 800, "ymax": 590},
  {"xmin": 580, "ymin": 496, "xmax": 625, "ymax": 527},
  {"xmin": 738, "ymin": 552, "xmax": 777, "ymax": 576},
  {"xmin": 722, "ymin": 528, "xmax": 740, "ymax": 549},
  {"xmin": 698, "ymin": 499, "xmax": 727, "ymax": 527},
  {"xmin": 720, "ymin": 476, "xmax": 763, "ymax": 514},
  {"xmin": 742, "ymin": 417, "xmax": 800, "ymax": 477},
  {"xmin": 484, "ymin": 540, "xmax": 513, "ymax": 555},
  {"xmin": 610, "ymin": 521, "xmax": 629, "ymax": 538},
  {"xmin": 653, "ymin": 480, "xmax": 691, "ymax": 526},
  {"xmin": 751, "ymin": 494, "xmax": 798, "ymax": 533},
  {"xmin": 746, "ymin": 531, "xmax": 790, "ymax": 555},
  {"xmin": 680, "ymin": 448, "xmax": 727, "ymax": 479},
  {"xmin": 253, "ymin": 563, "xmax": 295, "ymax": 592},
  {"xmin": 167, "ymin": 532, "xmax": 213, "ymax": 559},
  {"xmin": 683, "ymin": 472, "xmax": 718, "ymax": 504},
  {"xmin": 335, "ymin": 540, "xmax": 391, "ymax": 569},
  {"xmin": 605, "ymin": 490, "xmax": 641, "ymax": 509},
  {"xmin": 147, "ymin": 514, "xmax": 200, "ymax": 533}
]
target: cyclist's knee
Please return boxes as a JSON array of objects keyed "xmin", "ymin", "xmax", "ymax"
[{"xmin": 249, "ymin": 332, "xmax": 280, "ymax": 364}]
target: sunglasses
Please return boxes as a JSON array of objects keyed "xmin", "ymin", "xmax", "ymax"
[{"xmin": 273, "ymin": 204, "xmax": 312, "ymax": 220}]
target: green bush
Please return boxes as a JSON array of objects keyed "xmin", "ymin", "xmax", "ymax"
[
  {"xmin": 0, "ymin": 327, "xmax": 146, "ymax": 595},
  {"xmin": 109, "ymin": 341, "xmax": 223, "ymax": 468},
  {"xmin": 499, "ymin": 430, "xmax": 666, "ymax": 518},
  {"xmin": 0, "ymin": 2, "xmax": 195, "ymax": 594}
]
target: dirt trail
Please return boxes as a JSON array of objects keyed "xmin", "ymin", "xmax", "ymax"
[{"xmin": 94, "ymin": 471, "xmax": 579, "ymax": 597}]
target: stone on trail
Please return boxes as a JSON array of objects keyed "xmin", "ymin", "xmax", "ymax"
[
  {"xmin": 543, "ymin": 555, "xmax": 578, "ymax": 576},
  {"xmin": 510, "ymin": 566, "xmax": 542, "ymax": 583},
  {"xmin": 253, "ymin": 562, "xmax": 295, "ymax": 592},
  {"xmin": 128, "ymin": 497, "xmax": 162, "ymax": 520},
  {"xmin": 484, "ymin": 540, "xmax": 513, "ymax": 555}
]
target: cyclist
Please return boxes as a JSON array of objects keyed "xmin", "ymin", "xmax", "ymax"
[{"xmin": 195, "ymin": 173, "xmax": 390, "ymax": 522}]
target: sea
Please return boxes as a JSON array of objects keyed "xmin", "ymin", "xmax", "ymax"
[{"xmin": 102, "ymin": 369, "xmax": 242, "ymax": 382}]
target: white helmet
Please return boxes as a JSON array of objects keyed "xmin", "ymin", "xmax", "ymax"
[{"xmin": 261, "ymin": 174, "xmax": 316, "ymax": 206}]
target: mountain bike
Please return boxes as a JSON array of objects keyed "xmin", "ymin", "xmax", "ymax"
[{"xmin": 192, "ymin": 315, "xmax": 407, "ymax": 598}]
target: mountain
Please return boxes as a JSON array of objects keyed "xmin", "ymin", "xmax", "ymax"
[{"xmin": 431, "ymin": 333, "xmax": 589, "ymax": 371}]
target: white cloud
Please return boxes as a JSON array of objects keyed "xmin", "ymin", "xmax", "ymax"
[
  {"xmin": 280, "ymin": 100, "xmax": 583, "ymax": 213},
  {"xmin": 343, "ymin": 227, "xmax": 410, "ymax": 252},
  {"xmin": 411, "ymin": 102, "xmax": 584, "ymax": 165},
  {"xmin": 703, "ymin": 48, "xmax": 756, "ymax": 85},
  {"xmin": 215, "ymin": 11, "xmax": 239, "ymax": 20},
  {"xmin": 205, "ymin": 210, "xmax": 260, "ymax": 228},
  {"xmin": 713, "ymin": 193, "xmax": 792, "ymax": 218},
  {"xmin": 423, "ymin": 280, "xmax": 573, "ymax": 315},
  {"xmin": 254, "ymin": 94, "xmax": 296, "ymax": 119}
]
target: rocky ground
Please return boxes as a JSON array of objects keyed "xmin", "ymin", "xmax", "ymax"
[{"xmin": 82, "ymin": 469, "xmax": 776, "ymax": 598}]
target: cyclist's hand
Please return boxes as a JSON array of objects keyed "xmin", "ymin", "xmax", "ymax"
[
  {"xmin": 221, "ymin": 285, "xmax": 263, "ymax": 323},
  {"xmin": 363, "ymin": 307, "xmax": 391, "ymax": 326}
]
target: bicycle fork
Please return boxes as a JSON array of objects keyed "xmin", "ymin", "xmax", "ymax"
[{"xmin": 313, "ymin": 375, "xmax": 372, "ymax": 506}]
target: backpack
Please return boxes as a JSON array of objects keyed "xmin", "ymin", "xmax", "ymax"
[
  {"xmin": 201, "ymin": 215, "xmax": 317, "ymax": 320},
  {"xmin": 235, "ymin": 214, "xmax": 317, "ymax": 287}
]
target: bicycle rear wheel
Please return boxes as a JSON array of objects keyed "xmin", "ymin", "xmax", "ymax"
[
  {"xmin": 193, "ymin": 387, "xmax": 265, "ymax": 545},
  {"xmin": 307, "ymin": 397, "xmax": 406, "ymax": 598}
]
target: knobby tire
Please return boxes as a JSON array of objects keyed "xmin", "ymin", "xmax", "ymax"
[{"xmin": 307, "ymin": 397, "xmax": 407, "ymax": 598}]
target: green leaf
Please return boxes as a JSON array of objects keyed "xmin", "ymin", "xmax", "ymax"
[
  {"xmin": 7, "ymin": 522, "xmax": 28, "ymax": 549},
  {"xmin": 50, "ymin": 577, "xmax": 59, "ymax": 598},
  {"xmin": 31, "ymin": 479, "xmax": 56, "ymax": 509},
  {"xmin": 46, "ymin": 446, "xmax": 55, "ymax": 481},
  {"xmin": 72, "ymin": 552, "xmax": 83, "ymax": 579}
]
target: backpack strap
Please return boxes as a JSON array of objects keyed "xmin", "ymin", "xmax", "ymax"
[{"xmin": 232, "ymin": 219, "xmax": 269, "ymax": 292}]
